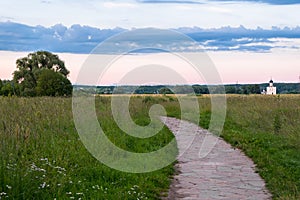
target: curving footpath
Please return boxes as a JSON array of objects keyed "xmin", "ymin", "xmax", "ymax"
[{"xmin": 161, "ymin": 117, "xmax": 271, "ymax": 200}]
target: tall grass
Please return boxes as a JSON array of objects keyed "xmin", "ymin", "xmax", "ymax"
[
  {"xmin": 1, "ymin": 94, "xmax": 299, "ymax": 199},
  {"xmin": 162, "ymin": 94, "xmax": 300, "ymax": 199},
  {"xmin": 222, "ymin": 95, "xmax": 300, "ymax": 200},
  {"xmin": 0, "ymin": 96, "xmax": 175, "ymax": 199}
]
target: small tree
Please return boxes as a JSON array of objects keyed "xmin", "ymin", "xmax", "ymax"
[
  {"xmin": 249, "ymin": 84, "xmax": 261, "ymax": 94},
  {"xmin": 0, "ymin": 80, "xmax": 15, "ymax": 96},
  {"xmin": 242, "ymin": 85, "xmax": 249, "ymax": 95},
  {"xmin": 225, "ymin": 86, "xmax": 236, "ymax": 94},
  {"xmin": 159, "ymin": 87, "xmax": 173, "ymax": 95}
]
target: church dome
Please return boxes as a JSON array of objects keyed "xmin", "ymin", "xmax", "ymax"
[{"xmin": 269, "ymin": 79, "xmax": 273, "ymax": 83}]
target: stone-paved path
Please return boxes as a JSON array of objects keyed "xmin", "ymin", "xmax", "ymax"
[{"xmin": 161, "ymin": 117, "xmax": 271, "ymax": 200}]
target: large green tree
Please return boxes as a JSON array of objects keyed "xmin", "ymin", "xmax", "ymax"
[{"xmin": 13, "ymin": 51, "xmax": 71, "ymax": 96}]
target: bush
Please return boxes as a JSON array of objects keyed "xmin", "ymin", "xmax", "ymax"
[{"xmin": 36, "ymin": 69, "xmax": 72, "ymax": 96}]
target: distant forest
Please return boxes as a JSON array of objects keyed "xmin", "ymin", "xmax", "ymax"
[{"xmin": 75, "ymin": 83, "xmax": 300, "ymax": 95}]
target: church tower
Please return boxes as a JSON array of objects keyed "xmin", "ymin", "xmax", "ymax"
[{"xmin": 266, "ymin": 79, "xmax": 276, "ymax": 95}]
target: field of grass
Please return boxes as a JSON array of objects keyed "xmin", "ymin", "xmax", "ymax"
[
  {"xmin": 163, "ymin": 94, "xmax": 300, "ymax": 200},
  {"xmin": 0, "ymin": 96, "xmax": 175, "ymax": 199},
  {"xmin": 0, "ymin": 94, "xmax": 299, "ymax": 199},
  {"xmin": 222, "ymin": 95, "xmax": 300, "ymax": 200}
]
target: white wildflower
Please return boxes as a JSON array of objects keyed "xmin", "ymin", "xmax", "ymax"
[{"xmin": 40, "ymin": 182, "xmax": 46, "ymax": 189}]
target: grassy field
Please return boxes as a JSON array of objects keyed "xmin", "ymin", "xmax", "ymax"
[
  {"xmin": 0, "ymin": 96, "xmax": 175, "ymax": 199},
  {"xmin": 0, "ymin": 95, "xmax": 299, "ymax": 199},
  {"xmin": 222, "ymin": 95, "xmax": 300, "ymax": 200},
  {"xmin": 163, "ymin": 94, "xmax": 300, "ymax": 200}
]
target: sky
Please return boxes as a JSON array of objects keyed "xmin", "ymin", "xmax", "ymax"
[
  {"xmin": 1, "ymin": 0, "xmax": 300, "ymax": 29},
  {"xmin": 0, "ymin": 0, "xmax": 300, "ymax": 84}
]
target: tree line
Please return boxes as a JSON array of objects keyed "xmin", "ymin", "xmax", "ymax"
[
  {"xmin": 77, "ymin": 83, "xmax": 299, "ymax": 95},
  {"xmin": 0, "ymin": 51, "xmax": 72, "ymax": 97}
]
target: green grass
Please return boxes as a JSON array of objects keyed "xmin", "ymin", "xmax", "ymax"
[
  {"xmin": 0, "ymin": 96, "xmax": 175, "ymax": 199},
  {"xmin": 162, "ymin": 94, "xmax": 300, "ymax": 200},
  {"xmin": 222, "ymin": 95, "xmax": 300, "ymax": 200},
  {"xmin": 1, "ymin": 94, "xmax": 299, "ymax": 199}
]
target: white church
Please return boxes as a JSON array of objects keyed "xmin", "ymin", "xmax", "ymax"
[{"xmin": 262, "ymin": 79, "xmax": 277, "ymax": 95}]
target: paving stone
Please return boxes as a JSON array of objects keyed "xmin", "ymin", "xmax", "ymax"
[{"xmin": 161, "ymin": 117, "xmax": 272, "ymax": 200}]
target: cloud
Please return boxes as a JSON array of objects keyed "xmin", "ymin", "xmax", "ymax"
[
  {"xmin": 137, "ymin": 0, "xmax": 204, "ymax": 4},
  {"xmin": 0, "ymin": 22, "xmax": 300, "ymax": 53},
  {"xmin": 40, "ymin": 0, "xmax": 51, "ymax": 4},
  {"xmin": 214, "ymin": 0, "xmax": 300, "ymax": 5},
  {"xmin": 103, "ymin": 2, "xmax": 138, "ymax": 8},
  {"xmin": 0, "ymin": 16, "xmax": 15, "ymax": 21},
  {"xmin": 138, "ymin": 0, "xmax": 300, "ymax": 5},
  {"xmin": 205, "ymin": 6, "xmax": 231, "ymax": 13},
  {"xmin": 0, "ymin": 22, "xmax": 125, "ymax": 53}
]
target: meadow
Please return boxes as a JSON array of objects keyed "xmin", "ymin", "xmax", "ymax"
[
  {"xmin": 222, "ymin": 95, "xmax": 300, "ymax": 200},
  {"xmin": 0, "ymin": 94, "xmax": 299, "ymax": 199},
  {"xmin": 0, "ymin": 96, "xmax": 175, "ymax": 199},
  {"xmin": 165, "ymin": 94, "xmax": 300, "ymax": 200}
]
